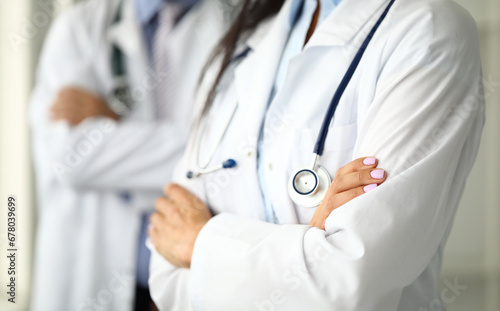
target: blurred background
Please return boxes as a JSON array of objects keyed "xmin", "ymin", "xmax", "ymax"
[{"xmin": 0, "ymin": 0, "xmax": 498, "ymax": 310}]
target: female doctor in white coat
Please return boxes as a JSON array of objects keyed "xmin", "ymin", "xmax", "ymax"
[{"xmin": 148, "ymin": 0, "xmax": 485, "ymax": 309}]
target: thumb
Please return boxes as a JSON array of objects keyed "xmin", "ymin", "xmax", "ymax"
[{"xmin": 164, "ymin": 183, "xmax": 203, "ymax": 207}]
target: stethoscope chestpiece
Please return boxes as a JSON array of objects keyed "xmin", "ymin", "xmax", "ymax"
[
  {"xmin": 288, "ymin": 165, "xmax": 331, "ymax": 208},
  {"xmin": 292, "ymin": 169, "xmax": 319, "ymax": 195},
  {"xmin": 108, "ymin": 77, "xmax": 134, "ymax": 117}
]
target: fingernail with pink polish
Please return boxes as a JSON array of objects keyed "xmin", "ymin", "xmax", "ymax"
[
  {"xmin": 363, "ymin": 157, "xmax": 376, "ymax": 165},
  {"xmin": 148, "ymin": 223, "xmax": 154, "ymax": 231},
  {"xmin": 370, "ymin": 169, "xmax": 385, "ymax": 179},
  {"xmin": 363, "ymin": 184, "xmax": 378, "ymax": 193}
]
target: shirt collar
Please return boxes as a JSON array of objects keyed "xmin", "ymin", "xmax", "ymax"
[
  {"xmin": 289, "ymin": 0, "xmax": 342, "ymax": 26},
  {"xmin": 134, "ymin": 0, "xmax": 198, "ymax": 25}
]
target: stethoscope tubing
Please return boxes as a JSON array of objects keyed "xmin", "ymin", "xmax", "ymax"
[{"xmin": 313, "ymin": 0, "xmax": 396, "ymax": 156}]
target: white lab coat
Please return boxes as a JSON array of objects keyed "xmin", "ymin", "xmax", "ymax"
[
  {"xmin": 29, "ymin": 0, "xmax": 227, "ymax": 310},
  {"xmin": 148, "ymin": 0, "xmax": 485, "ymax": 310}
]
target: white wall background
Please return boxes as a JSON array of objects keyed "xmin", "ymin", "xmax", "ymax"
[
  {"xmin": 0, "ymin": 1, "xmax": 37, "ymax": 310},
  {"xmin": 0, "ymin": 1, "xmax": 63, "ymax": 310},
  {"xmin": 440, "ymin": 1, "xmax": 500, "ymax": 310},
  {"xmin": 0, "ymin": 0, "xmax": 498, "ymax": 310}
]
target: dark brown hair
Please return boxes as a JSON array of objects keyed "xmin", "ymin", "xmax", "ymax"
[{"xmin": 202, "ymin": 0, "xmax": 285, "ymax": 112}]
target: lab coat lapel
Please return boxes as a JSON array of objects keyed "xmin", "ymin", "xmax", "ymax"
[
  {"xmin": 307, "ymin": 0, "xmax": 391, "ymax": 47},
  {"xmin": 234, "ymin": 0, "xmax": 293, "ymax": 141},
  {"xmin": 232, "ymin": 0, "xmax": 301, "ymax": 224},
  {"xmin": 107, "ymin": 0, "xmax": 146, "ymax": 61}
]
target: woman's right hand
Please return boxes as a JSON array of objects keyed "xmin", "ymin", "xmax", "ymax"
[{"xmin": 309, "ymin": 157, "xmax": 387, "ymax": 230}]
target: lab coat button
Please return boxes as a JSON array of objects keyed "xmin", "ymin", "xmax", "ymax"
[{"xmin": 268, "ymin": 163, "xmax": 273, "ymax": 171}]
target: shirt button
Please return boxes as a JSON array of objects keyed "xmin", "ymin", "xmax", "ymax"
[
  {"xmin": 268, "ymin": 163, "xmax": 273, "ymax": 171},
  {"xmin": 246, "ymin": 149, "xmax": 255, "ymax": 158}
]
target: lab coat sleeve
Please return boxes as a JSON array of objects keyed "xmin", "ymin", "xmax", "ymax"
[
  {"xmin": 183, "ymin": 7, "xmax": 485, "ymax": 311},
  {"xmin": 30, "ymin": 5, "xmax": 188, "ymax": 192},
  {"xmin": 148, "ymin": 240, "xmax": 194, "ymax": 311},
  {"xmin": 30, "ymin": 5, "xmax": 96, "ymax": 187},
  {"xmin": 148, "ymin": 150, "xmax": 208, "ymax": 311},
  {"xmin": 50, "ymin": 118, "xmax": 190, "ymax": 191}
]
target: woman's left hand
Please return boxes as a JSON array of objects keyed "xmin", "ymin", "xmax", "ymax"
[{"xmin": 149, "ymin": 184, "xmax": 212, "ymax": 268}]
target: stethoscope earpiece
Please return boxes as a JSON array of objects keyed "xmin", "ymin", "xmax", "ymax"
[
  {"xmin": 222, "ymin": 159, "xmax": 237, "ymax": 169},
  {"xmin": 187, "ymin": 159, "xmax": 237, "ymax": 179}
]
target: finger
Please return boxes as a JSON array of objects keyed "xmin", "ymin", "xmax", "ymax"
[
  {"xmin": 335, "ymin": 157, "xmax": 378, "ymax": 177},
  {"xmin": 53, "ymin": 113, "xmax": 81, "ymax": 125},
  {"xmin": 164, "ymin": 183, "xmax": 203, "ymax": 207},
  {"xmin": 57, "ymin": 89, "xmax": 87, "ymax": 112},
  {"xmin": 50, "ymin": 103, "xmax": 78, "ymax": 116},
  {"xmin": 50, "ymin": 100, "xmax": 75, "ymax": 115},
  {"xmin": 314, "ymin": 182, "xmax": 380, "ymax": 230},
  {"xmin": 315, "ymin": 185, "xmax": 375, "ymax": 230},
  {"xmin": 50, "ymin": 111, "xmax": 79, "ymax": 125},
  {"xmin": 148, "ymin": 224, "xmax": 157, "ymax": 243},
  {"xmin": 155, "ymin": 196, "xmax": 184, "ymax": 225},
  {"xmin": 52, "ymin": 96, "xmax": 75, "ymax": 108},
  {"xmin": 147, "ymin": 222, "xmax": 161, "ymax": 248},
  {"xmin": 335, "ymin": 184, "xmax": 378, "ymax": 207},
  {"xmin": 57, "ymin": 87, "xmax": 80, "ymax": 100},
  {"xmin": 50, "ymin": 109, "xmax": 63, "ymax": 120},
  {"xmin": 330, "ymin": 186, "xmax": 370, "ymax": 213},
  {"xmin": 154, "ymin": 197, "xmax": 176, "ymax": 217},
  {"xmin": 50, "ymin": 99, "xmax": 63, "ymax": 110},
  {"xmin": 332, "ymin": 168, "xmax": 386, "ymax": 194},
  {"xmin": 50, "ymin": 106, "xmax": 74, "ymax": 118},
  {"xmin": 52, "ymin": 102, "xmax": 80, "ymax": 115},
  {"xmin": 149, "ymin": 212, "xmax": 165, "ymax": 230}
]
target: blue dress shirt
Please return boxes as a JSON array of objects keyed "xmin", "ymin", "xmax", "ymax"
[
  {"xmin": 134, "ymin": 0, "xmax": 198, "ymax": 57},
  {"xmin": 257, "ymin": 0, "xmax": 341, "ymax": 224}
]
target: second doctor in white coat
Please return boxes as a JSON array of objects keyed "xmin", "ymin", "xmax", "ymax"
[
  {"xmin": 148, "ymin": 0, "xmax": 485, "ymax": 310},
  {"xmin": 29, "ymin": 0, "xmax": 229, "ymax": 310}
]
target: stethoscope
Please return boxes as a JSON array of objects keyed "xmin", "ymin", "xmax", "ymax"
[
  {"xmin": 187, "ymin": 0, "xmax": 395, "ymax": 208},
  {"xmin": 108, "ymin": 0, "xmax": 135, "ymax": 117},
  {"xmin": 186, "ymin": 102, "xmax": 239, "ymax": 179}
]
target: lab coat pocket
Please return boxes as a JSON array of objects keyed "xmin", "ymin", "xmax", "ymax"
[
  {"xmin": 316, "ymin": 121, "xmax": 358, "ymax": 172},
  {"xmin": 296, "ymin": 121, "xmax": 358, "ymax": 179},
  {"xmin": 294, "ymin": 122, "xmax": 358, "ymax": 222},
  {"xmin": 299, "ymin": 122, "xmax": 358, "ymax": 155}
]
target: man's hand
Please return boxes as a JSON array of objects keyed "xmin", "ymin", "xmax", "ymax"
[
  {"xmin": 149, "ymin": 184, "xmax": 212, "ymax": 268},
  {"xmin": 309, "ymin": 157, "xmax": 387, "ymax": 230},
  {"xmin": 50, "ymin": 87, "xmax": 119, "ymax": 125}
]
